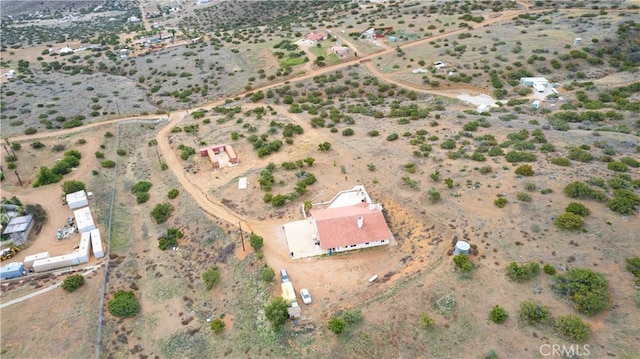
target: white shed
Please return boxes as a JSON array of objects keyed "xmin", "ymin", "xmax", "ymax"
[
  {"xmin": 32, "ymin": 253, "xmax": 80, "ymax": 272},
  {"xmin": 66, "ymin": 190, "xmax": 89, "ymax": 209},
  {"xmin": 74, "ymin": 207, "xmax": 96, "ymax": 234},
  {"xmin": 90, "ymin": 229, "xmax": 104, "ymax": 258}
]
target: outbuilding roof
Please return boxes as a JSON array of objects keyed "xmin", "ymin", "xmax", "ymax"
[{"xmin": 2, "ymin": 214, "xmax": 33, "ymax": 235}]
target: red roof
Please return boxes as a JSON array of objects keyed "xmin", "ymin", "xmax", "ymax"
[
  {"xmin": 305, "ymin": 32, "xmax": 326, "ymax": 41},
  {"xmin": 311, "ymin": 203, "xmax": 392, "ymax": 249}
]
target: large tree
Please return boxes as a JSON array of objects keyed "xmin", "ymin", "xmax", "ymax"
[
  {"xmin": 62, "ymin": 180, "xmax": 86, "ymax": 195},
  {"xmin": 264, "ymin": 297, "xmax": 288, "ymax": 329}
]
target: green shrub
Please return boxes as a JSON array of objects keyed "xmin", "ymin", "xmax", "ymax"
[
  {"xmin": 150, "ymin": 202, "xmax": 174, "ymax": 224},
  {"xmin": 265, "ymin": 297, "xmax": 289, "ymax": 329},
  {"xmin": 95, "ymin": 151, "xmax": 105, "ymax": 159},
  {"xmin": 101, "ymin": 160, "xmax": 116, "ymax": 168},
  {"xmin": 368, "ymin": 130, "xmax": 379, "ymax": 137},
  {"xmin": 620, "ymin": 157, "xmax": 640, "ymax": 168},
  {"xmin": 519, "ymin": 300, "xmax": 550, "ymax": 325},
  {"xmin": 505, "ymin": 151, "xmax": 536, "ymax": 162},
  {"xmin": 62, "ymin": 180, "xmax": 86, "ymax": 195},
  {"xmin": 554, "ymin": 212, "xmax": 584, "ymax": 230},
  {"xmin": 543, "ymin": 264, "xmax": 556, "ymax": 275},
  {"xmin": 565, "ymin": 202, "xmax": 589, "ymax": 216},
  {"xmin": 24, "ymin": 127, "xmax": 37, "ymax": 135},
  {"xmin": 607, "ymin": 189, "xmax": 640, "ymax": 215},
  {"xmin": 108, "ymin": 290, "xmax": 140, "ymax": 318},
  {"xmin": 551, "ymin": 157, "xmax": 571, "ymax": 166},
  {"xmin": 494, "ymin": 197, "xmax": 508, "ymax": 208},
  {"xmin": 506, "ymin": 262, "xmax": 540, "ymax": 282},
  {"xmin": 419, "ymin": 313, "xmax": 435, "ymax": 329},
  {"xmin": 607, "ymin": 161, "xmax": 628, "ymax": 172},
  {"xmin": 441, "ymin": 139, "xmax": 456, "ymax": 149},
  {"xmin": 342, "ymin": 128, "xmax": 355, "ymax": 136},
  {"xmin": 31, "ymin": 141, "xmax": 45, "ymax": 149},
  {"xmin": 342, "ymin": 309, "xmax": 363, "ymax": 324},
  {"xmin": 168, "ymin": 189, "xmax": 179, "ymax": 199},
  {"xmin": 261, "ymin": 267, "xmax": 275, "ymax": 282},
  {"xmin": 386, "ymin": 133, "xmax": 399, "ymax": 141},
  {"xmin": 116, "ymin": 149, "xmax": 127, "ymax": 156},
  {"xmin": 515, "ymin": 165, "xmax": 534, "ymax": 176},
  {"xmin": 250, "ymin": 232, "xmax": 264, "ymax": 251},
  {"xmin": 61, "ymin": 274, "xmax": 85, "ymax": 292},
  {"xmin": 210, "ymin": 318, "xmax": 225, "ymax": 334},
  {"xmin": 158, "ymin": 228, "xmax": 183, "ymax": 250},
  {"xmin": 131, "ymin": 181, "xmax": 152, "ymax": 194},
  {"xmin": 563, "ymin": 182, "xmax": 608, "ymax": 202},
  {"xmin": 516, "ymin": 192, "xmax": 532, "ymax": 202},
  {"xmin": 555, "ymin": 315, "xmax": 591, "ymax": 342},
  {"xmin": 479, "ymin": 166, "xmax": 493, "ymax": 174},
  {"xmin": 135, "ymin": 191, "xmax": 150, "ymax": 204},
  {"xmin": 328, "ymin": 317, "xmax": 346, "ymax": 334},
  {"xmin": 453, "ymin": 254, "xmax": 473, "ymax": 272},
  {"xmin": 551, "ymin": 268, "xmax": 610, "ymax": 316},
  {"xmin": 626, "ymin": 257, "xmax": 640, "ymax": 278},
  {"xmin": 489, "ymin": 305, "xmax": 508, "ymax": 324},
  {"xmin": 202, "ymin": 266, "xmax": 221, "ymax": 290}
]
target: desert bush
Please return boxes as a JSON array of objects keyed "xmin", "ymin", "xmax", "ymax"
[
  {"xmin": 210, "ymin": 319, "xmax": 225, "ymax": 334},
  {"xmin": 566, "ymin": 202, "xmax": 589, "ymax": 216},
  {"xmin": 51, "ymin": 144, "xmax": 66, "ymax": 152},
  {"xmin": 116, "ymin": 149, "xmax": 126, "ymax": 156},
  {"xmin": 61, "ymin": 274, "xmax": 85, "ymax": 292},
  {"xmin": 104, "ymin": 131, "xmax": 114, "ymax": 138},
  {"xmin": 506, "ymin": 262, "xmax": 540, "ymax": 282},
  {"xmin": 386, "ymin": 133, "xmax": 399, "ymax": 141},
  {"xmin": 62, "ymin": 180, "xmax": 86, "ymax": 195},
  {"xmin": 420, "ymin": 313, "xmax": 435, "ymax": 329},
  {"xmin": 158, "ymin": 228, "xmax": 183, "ymax": 250},
  {"xmin": 342, "ymin": 128, "xmax": 354, "ymax": 136},
  {"xmin": 202, "ymin": 266, "xmax": 221, "ymax": 289},
  {"xmin": 515, "ymin": 165, "xmax": 534, "ymax": 176},
  {"xmin": 555, "ymin": 315, "xmax": 591, "ymax": 342},
  {"xmin": 95, "ymin": 151, "xmax": 105, "ymax": 159},
  {"xmin": 24, "ymin": 127, "xmax": 37, "ymax": 135},
  {"xmin": 516, "ymin": 192, "xmax": 532, "ymax": 202},
  {"xmin": 626, "ymin": 257, "xmax": 640, "ymax": 278},
  {"xmin": 554, "ymin": 212, "xmax": 584, "ymax": 230},
  {"xmin": 130, "ymin": 181, "xmax": 152, "ymax": 194},
  {"xmin": 519, "ymin": 300, "xmax": 550, "ymax": 325},
  {"xmin": 265, "ymin": 297, "xmax": 289, "ymax": 329},
  {"xmin": 620, "ymin": 157, "xmax": 640, "ymax": 168},
  {"xmin": 607, "ymin": 161, "xmax": 628, "ymax": 172},
  {"xmin": 428, "ymin": 188, "xmax": 441, "ymax": 203},
  {"xmin": 551, "ymin": 268, "xmax": 610, "ymax": 316},
  {"xmin": 150, "ymin": 202, "xmax": 174, "ymax": 224},
  {"xmin": 563, "ymin": 182, "xmax": 608, "ymax": 202},
  {"xmin": 342, "ymin": 309, "xmax": 363, "ymax": 324},
  {"xmin": 479, "ymin": 166, "xmax": 493, "ymax": 174},
  {"xmin": 33, "ymin": 167, "xmax": 62, "ymax": 187},
  {"xmin": 101, "ymin": 160, "xmax": 116, "ymax": 168},
  {"xmin": 328, "ymin": 317, "xmax": 346, "ymax": 334},
  {"xmin": 551, "ymin": 157, "xmax": 571, "ymax": 166},
  {"xmin": 568, "ymin": 147, "xmax": 593, "ymax": 162},
  {"xmin": 108, "ymin": 290, "xmax": 140, "ymax": 318},
  {"xmin": 494, "ymin": 197, "xmax": 508, "ymax": 208},
  {"xmin": 368, "ymin": 130, "xmax": 379, "ymax": 137},
  {"xmin": 489, "ymin": 305, "xmax": 508, "ymax": 324},
  {"xmin": 441, "ymin": 139, "xmax": 456, "ymax": 149},
  {"xmin": 261, "ymin": 267, "xmax": 275, "ymax": 282},
  {"xmin": 31, "ymin": 141, "xmax": 45, "ymax": 149},
  {"xmin": 135, "ymin": 192, "xmax": 149, "ymax": 204},
  {"xmin": 607, "ymin": 189, "xmax": 640, "ymax": 215},
  {"xmin": 250, "ymin": 233, "xmax": 264, "ymax": 251},
  {"xmin": 453, "ymin": 254, "xmax": 473, "ymax": 272},
  {"xmin": 543, "ymin": 264, "xmax": 557, "ymax": 275},
  {"xmin": 168, "ymin": 189, "xmax": 179, "ymax": 199},
  {"xmin": 505, "ymin": 151, "xmax": 536, "ymax": 162}
]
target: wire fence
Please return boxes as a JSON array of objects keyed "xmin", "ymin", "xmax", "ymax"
[{"xmin": 94, "ymin": 117, "xmax": 168, "ymax": 358}]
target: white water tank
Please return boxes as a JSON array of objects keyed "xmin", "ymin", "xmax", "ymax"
[
  {"xmin": 454, "ymin": 241, "xmax": 470, "ymax": 256},
  {"xmin": 357, "ymin": 216, "xmax": 364, "ymax": 228}
]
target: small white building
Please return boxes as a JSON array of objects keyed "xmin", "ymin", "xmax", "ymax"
[
  {"xmin": 66, "ymin": 190, "xmax": 89, "ymax": 209},
  {"xmin": 33, "ymin": 253, "xmax": 80, "ymax": 272},
  {"xmin": 74, "ymin": 207, "xmax": 96, "ymax": 234},
  {"xmin": 23, "ymin": 251, "xmax": 51, "ymax": 269},
  {"xmin": 77, "ymin": 231, "xmax": 92, "ymax": 263}
]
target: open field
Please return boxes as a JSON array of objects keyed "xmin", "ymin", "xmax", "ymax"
[{"xmin": 1, "ymin": 1, "xmax": 639, "ymax": 358}]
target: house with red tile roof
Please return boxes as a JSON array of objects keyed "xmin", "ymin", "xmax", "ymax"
[
  {"xmin": 304, "ymin": 32, "xmax": 328, "ymax": 44},
  {"xmin": 310, "ymin": 202, "xmax": 392, "ymax": 253}
]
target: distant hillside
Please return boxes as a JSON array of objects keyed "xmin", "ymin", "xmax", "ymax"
[{"xmin": 1, "ymin": 0, "xmax": 109, "ymax": 19}]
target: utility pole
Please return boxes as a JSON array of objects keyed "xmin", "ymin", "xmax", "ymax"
[
  {"xmin": 114, "ymin": 98, "xmax": 121, "ymax": 117},
  {"xmin": 4, "ymin": 138, "xmax": 16, "ymax": 157},
  {"xmin": 15, "ymin": 170, "xmax": 22, "ymax": 186},
  {"xmin": 238, "ymin": 220, "xmax": 246, "ymax": 252}
]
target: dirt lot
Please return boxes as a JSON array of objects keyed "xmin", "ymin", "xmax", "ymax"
[{"xmin": 1, "ymin": 2, "xmax": 639, "ymax": 358}]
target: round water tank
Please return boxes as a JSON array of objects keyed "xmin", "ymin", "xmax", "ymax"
[{"xmin": 454, "ymin": 241, "xmax": 470, "ymax": 256}]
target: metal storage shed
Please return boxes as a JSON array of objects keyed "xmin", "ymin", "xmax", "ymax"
[
  {"xmin": 0, "ymin": 262, "xmax": 25, "ymax": 279},
  {"xmin": 66, "ymin": 190, "xmax": 89, "ymax": 209},
  {"xmin": 33, "ymin": 253, "xmax": 80, "ymax": 272},
  {"xmin": 2, "ymin": 214, "xmax": 34, "ymax": 246},
  {"xmin": 90, "ymin": 229, "xmax": 104, "ymax": 258},
  {"xmin": 74, "ymin": 207, "xmax": 96, "ymax": 234}
]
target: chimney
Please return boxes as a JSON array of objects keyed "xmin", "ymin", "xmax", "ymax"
[{"xmin": 357, "ymin": 216, "xmax": 364, "ymax": 229}]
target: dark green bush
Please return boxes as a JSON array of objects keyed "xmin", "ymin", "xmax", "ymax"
[
  {"xmin": 130, "ymin": 181, "xmax": 152, "ymax": 194},
  {"xmin": 543, "ymin": 264, "xmax": 556, "ymax": 275},
  {"xmin": 554, "ymin": 212, "xmax": 584, "ymax": 230},
  {"xmin": 101, "ymin": 160, "xmax": 116, "ymax": 168},
  {"xmin": 210, "ymin": 318, "xmax": 225, "ymax": 334},
  {"xmin": 150, "ymin": 202, "xmax": 174, "ymax": 224},
  {"xmin": 108, "ymin": 290, "xmax": 140, "ymax": 318},
  {"xmin": 489, "ymin": 305, "xmax": 508, "ymax": 324},
  {"xmin": 565, "ymin": 202, "xmax": 590, "ymax": 216},
  {"xmin": 328, "ymin": 317, "xmax": 346, "ymax": 334},
  {"xmin": 515, "ymin": 165, "xmax": 534, "ymax": 176},
  {"xmin": 261, "ymin": 267, "xmax": 275, "ymax": 282},
  {"xmin": 202, "ymin": 266, "xmax": 221, "ymax": 289},
  {"xmin": 494, "ymin": 197, "xmax": 508, "ymax": 208},
  {"xmin": 506, "ymin": 262, "xmax": 540, "ymax": 282},
  {"xmin": 61, "ymin": 274, "xmax": 85, "ymax": 292},
  {"xmin": 555, "ymin": 315, "xmax": 591, "ymax": 342},
  {"xmin": 626, "ymin": 257, "xmax": 640, "ymax": 278},
  {"xmin": 607, "ymin": 161, "xmax": 628, "ymax": 172},
  {"xmin": 519, "ymin": 300, "xmax": 550, "ymax": 325},
  {"xmin": 136, "ymin": 192, "xmax": 150, "ymax": 204},
  {"xmin": 551, "ymin": 157, "xmax": 571, "ymax": 166},
  {"xmin": 505, "ymin": 151, "xmax": 536, "ymax": 162},
  {"xmin": 551, "ymin": 268, "xmax": 610, "ymax": 316},
  {"xmin": 620, "ymin": 157, "xmax": 640, "ymax": 168},
  {"xmin": 453, "ymin": 254, "xmax": 473, "ymax": 272},
  {"xmin": 168, "ymin": 189, "xmax": 179, "ymax": 199}
]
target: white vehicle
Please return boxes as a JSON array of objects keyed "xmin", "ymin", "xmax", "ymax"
[{"xmin": 300, "ymin": 288, "xmax": 312, "ymax": 304}]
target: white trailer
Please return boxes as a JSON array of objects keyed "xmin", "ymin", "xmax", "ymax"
[
  {"xmin": 74, "ymin": 207, "xmax": 96, "ymax": 233},
  {"xmin": 90, "ymin": 229, "xmax": 104, "ymax": 258},
  {"xmin": 33, "ymin": 253, "xmax": 80, "ymax": 272},
  {"xmin": 66, "ymin": 190, "xmax": 88, "ymax": 209},
  {"xmin": 24, "ymin": 251, "xmax": 51, "ymax": 269},
  {"xmin": 77, "ymin": 232, "xmax": 91, "ymax": 263}
]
